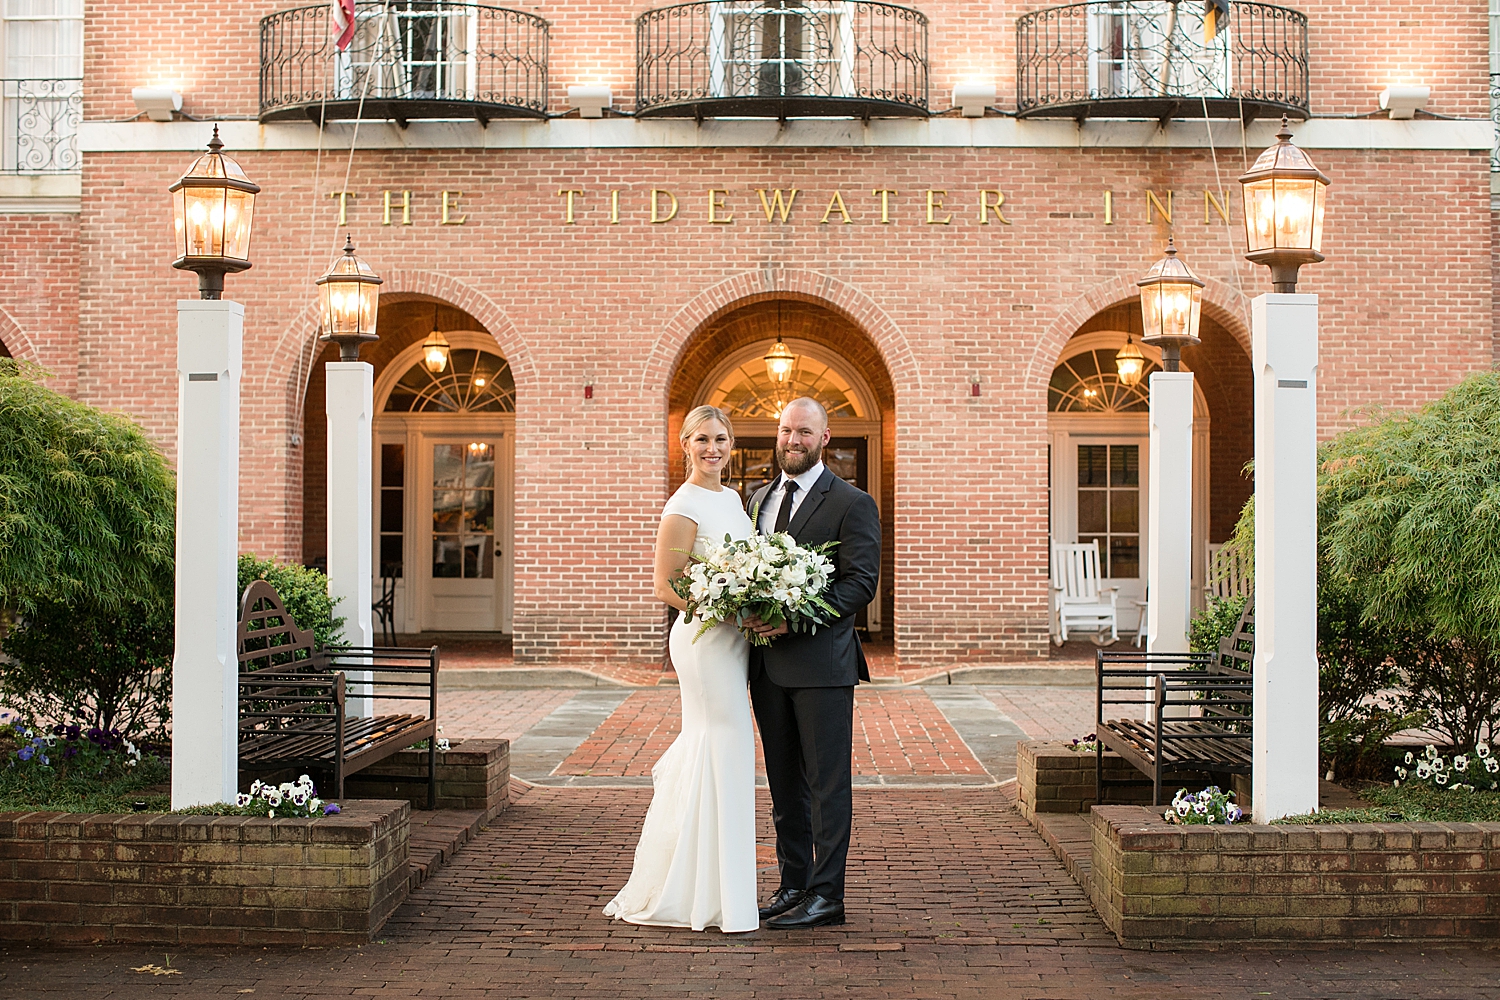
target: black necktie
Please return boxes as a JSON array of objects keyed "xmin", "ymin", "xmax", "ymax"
[{"xmin": 772, "ymin": 480, "xmax": 799, "ymax": 534}]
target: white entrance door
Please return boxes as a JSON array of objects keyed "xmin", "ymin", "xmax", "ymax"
[
  {"xmin": 1050, "ymin": 431, "xmax": 1150, "ymax": 610},
  {"xmin": 421, "ymin": 432, "xmax": 513, "ymax": 631}
]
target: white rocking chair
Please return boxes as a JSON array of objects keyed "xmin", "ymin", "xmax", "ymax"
[{"xmin": 1051, "ymin": 542, "xmax": 1120, "ymax": 646}]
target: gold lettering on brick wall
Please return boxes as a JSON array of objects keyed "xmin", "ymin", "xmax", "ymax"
[
  {"xmin": 925, "ymin": 190, "xmax": 951, "ymax": 225},
  {"xmin": 382, "ymin": 190, "xmax": 411, "ymax": 226},
  {"xmin": 328, "ymin": 190, "xmax": 356, "ymax": 226},
  {"xmin": 558, "ymin": 188, "xmax": 583, "ymax": 224},
  {"xmin": 978, "ymin": 190, "xmax": 1011, "ymax": 225},
  {"xmin": 820, "ymin": 191, "xmax": 851, "ymax": 224},
  {"xmin": 1103, "ymin": 190, "xmax": 1113, "ymax": 225},
  {"xmin": 1146, "ymin": 189, "xmax": 1173, "ymax": 224},
  {"xmin": 873, "ymin": 189, "xmax": 896, "ymax": 224},
  {"xmin": 757, "ymin": 189, "xmax": 799, "ymax": 222},
  {"xmin": 650, "ymin": 189, "xmax": 678, "ymax": 223},
  {"xmin": 1204, "ymin": 189, "xmax": 1231, "ymax": 224},
  {"xmin": 707, "ymin": 189, "xmax": 733, "ymax": 224},
  {"xmin": 440, "ymin": 191, "xmax": 467, "ymax": 225}
]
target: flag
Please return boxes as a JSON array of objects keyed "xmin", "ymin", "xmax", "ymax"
[
  {"xmin": 332, "ymin": 0, "xmax": 357, "ymax": 52},
  {"xmin": 1203, "ymin": 0, "xmax": 1229, "ymax": 43}
]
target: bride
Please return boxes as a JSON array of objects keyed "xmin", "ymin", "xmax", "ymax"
[{"xmin": 603, "ymin": 404, "xmax": 759, "ymax": 933}]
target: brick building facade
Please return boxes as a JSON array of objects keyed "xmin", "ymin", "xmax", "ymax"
[{"xmin": 0, "ymin": 0, "xmax": 1493, "ymax": 669}]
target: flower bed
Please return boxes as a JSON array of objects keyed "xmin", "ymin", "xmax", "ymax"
[
  {"xmin": 1089, "ymin": 804, "xmax": 1500, "ymax": 947},
  {"xmin": 0, "ymin": 799, "xmax": 411, "ymax": 946}
]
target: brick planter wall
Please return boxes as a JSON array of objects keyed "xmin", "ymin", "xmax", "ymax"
[
  {"xmin": 1090, "ymin": 805, "xmax": 1500, "ymax": 947},
  {"xmin": 0, "ymin": 799, "xmax": 410, "ymax": 946},
  {"xmin": 344, "ymin": 739, "xmax": 509, "ymax": 821},
  {"xmin": 1016, "ymin": 740, "xmax": 1162, "ymax": 821}
]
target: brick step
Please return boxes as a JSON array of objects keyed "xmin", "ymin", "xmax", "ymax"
[{"xmin": 407, "ymin": 808, "xmax": 488, "ymax": 893}]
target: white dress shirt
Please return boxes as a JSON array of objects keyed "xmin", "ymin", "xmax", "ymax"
[{"xmin": 758, "ymin": 461, "xmax": 825, "ymax": 534}]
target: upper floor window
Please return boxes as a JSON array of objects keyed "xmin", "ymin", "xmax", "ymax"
[
  {"xmin": 2, "ymin": 0, "xmax": 82, "ymax": 174},
  {"xmin": 711, "ymin": 2, "xmax": 854, "ymax": 100},
  {"xmin": 338, "ymin": 1, "xmax": 478, "ymax": 103},
  {"xmin": 1087, "ymin": 1, "xmax": 1228, "ymax": 101}
]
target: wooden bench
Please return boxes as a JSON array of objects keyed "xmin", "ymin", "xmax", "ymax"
[
  {"xmin": 1095, "ymin": 601, "xmax": 1255, "ymax": 806},
  {"xmin": 238, "ymin": 580, "xmax": 440, "ymax": 805}
]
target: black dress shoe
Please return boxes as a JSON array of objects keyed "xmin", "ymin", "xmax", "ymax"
[
  {"xmin": 758, "ymin": 887, "xmax": 807, "ymax": 920},
  {"xmin": 765, "ymin": 892, "xmax": 845, "ymax": 929}
]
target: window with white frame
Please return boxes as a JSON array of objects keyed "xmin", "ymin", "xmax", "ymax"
[
  {"xmin": 710, "ymin": 1, "xmax": 854, "ymax": 100},
  {"xmin": 2, "ymin": 0, "xmax": 82, "ymax": 173},
  {"xmin": 1086, "ymin": 1, "xmax": 1229, "ymax": 102},
  {"xmin": 336, "ymin": 1, "xmax": 478, "ymax": 104}
]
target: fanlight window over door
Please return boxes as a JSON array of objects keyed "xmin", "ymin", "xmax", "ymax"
[
  {"xmin": 384, "ymin": 348, "xmax": 515, "ymax": 413},
  {"xmin": 710, "ymin": 1, "xmax": 854, "ymax": 100},
  {"xmin": 337, "ymin": 1, "xmax": 478, "ymax": 103},
  {"xmin": 1086, "ymin": 1, "xmax": 1229, "ymax": 101},
  {"xmin": 1048, "ymin": 348, "xmax": 1159, "ymax": 413},
  {"xmin": 707, "ymin": 350, "xmax": 863, "ymax": 419}
]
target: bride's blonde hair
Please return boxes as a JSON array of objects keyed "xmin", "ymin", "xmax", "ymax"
[{"xmin": 680, "ymin": 405, "xmax": 735, "ymax": 478}]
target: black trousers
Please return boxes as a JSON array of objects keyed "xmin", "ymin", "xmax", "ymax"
[{"xmin": 749, "ymin": 671, "xmax": 855, "ymax": 901}]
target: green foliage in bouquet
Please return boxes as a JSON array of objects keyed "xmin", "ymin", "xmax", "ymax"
[{"xmin": 237, "ymin": 554, "xmax": 345, "ymax": 649}]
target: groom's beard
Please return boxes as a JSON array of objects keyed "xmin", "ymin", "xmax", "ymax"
[{"xmin": 776, "ymin": 440, "xmax": 822, "ymax": 477}]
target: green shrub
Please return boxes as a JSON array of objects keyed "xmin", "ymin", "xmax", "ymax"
[
  {"xmin": 0, "ymin": 359, "xmax": 174, "ymax": 615},
  {"xmin": 0, "ymin": 596, "xmax": 172, "ymax": 738},
  {"xmin": 237, "ymin": 554, "xmax": 344, "ymax": 648},
  {"xmin": 1188, "ymin": 594, "xmax": 1247, "ymax": 654}
]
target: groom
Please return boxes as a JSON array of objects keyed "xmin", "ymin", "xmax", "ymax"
[{"xmin": 746, "ymin": 396, "xmax": 881, "ymax": 929}]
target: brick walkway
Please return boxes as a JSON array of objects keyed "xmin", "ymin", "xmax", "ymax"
[
  {"xmin": 980, "ymin": 686, "xmax": 1097, "ymax": 743},
  {"xmin": 556, "ymin": 689, "xmax": 985, "ymax": 780},
  {"xmin": 435, "ymin": 688, "xmax": 577, "ymax": 742},
  {"xmin": 7, "ymin": 782, "xmax": 1500, "ymax": 997}
]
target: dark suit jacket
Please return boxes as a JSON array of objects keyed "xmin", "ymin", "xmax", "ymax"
[{"xmin": 748, "ymin": 467, "xmax": 882, "ymax": 688}]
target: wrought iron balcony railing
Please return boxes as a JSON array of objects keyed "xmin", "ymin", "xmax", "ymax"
[
  {"xmin": 2, "ymin": 78, "xmax": 81, "ymax": 174},
  {"xmin": 1016, "ymin": 0, "xmax": 1308, "ymax": 120},
  {"xmin": 259, "ymin": 1, "xmax": 548, "ymax": 124},
  {"xmin": 636, "ymin": 1, "xmax": 929, "ymax": 119}
]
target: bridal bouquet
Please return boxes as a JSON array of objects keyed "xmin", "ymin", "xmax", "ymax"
[{"xmin": 674, "ymin": 532, "xmax": 839, "ymax": 646}]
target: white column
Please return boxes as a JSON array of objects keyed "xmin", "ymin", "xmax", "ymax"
[
  {"xmin": 325, "ymin": 361, "xmax": 374, "ymax": 717},
  {"xmin": 171, "ymin": 300, "xmax": 243, "ymax": 809},
  {"xmin": 1251, "ymin": 293, "xmax": 1320, "ymax": 822},
  {"xmin": 1146, "ymin": 370, "xmax": 1194, "ymax": 655}
]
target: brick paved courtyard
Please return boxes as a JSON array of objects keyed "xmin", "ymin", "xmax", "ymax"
[{"xmin": 6, "ymin": 682, "xmax": 1500, "ymax": 998}]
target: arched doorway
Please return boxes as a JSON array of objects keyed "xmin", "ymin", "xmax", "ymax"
[
  {"xmin": 668, "ymin": 297, "xmax": 895, "ymax": 633},
  {"xmin": 300, "ymin": 298, "xmax": 516, "ymax": 634},
  {"xmin": 1047, "ymin": 302, "xmax": 1252, "ymax": 635}
]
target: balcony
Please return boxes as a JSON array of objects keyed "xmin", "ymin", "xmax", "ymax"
[
  {"xmin": 259, "ymin": 2, "xmax": 548, "ymax": 125},
  {"xmin": 635, "ymin": 1, "xmax": 929, "ymax": 120},
  {"xmin": 1016, "ymin": 1, "xmax": 1308, "ymax": 121},
  {"xmin": 2, "ymin": 79, "xmax": 81, "ymax": 173}
]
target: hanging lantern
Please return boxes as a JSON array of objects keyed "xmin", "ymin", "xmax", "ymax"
[
  {"xmin": 422, "ymin": 330, "xmax": 451, "ymax": 374},
  {"xmin": 169, "ymin": 125, "xmax": 260, "ymax": 300},
  {"xmin": 764, "ymin": 336, "xmax": 796, "ymax": 384},
  {"xmin": 1239, "ymin": 115, "xmax": 1330, "ymax": 293},
  {"xmin": 1138, "ymin": 238, "xmax": 1204, "ymax": 372},
  {"xmin": 1114, "ymin": 335, "xmax": 1146, "ymax": 388},
  {"xmin": 316, "ymin": 235, "xmax": 383, "ymax": 362}
]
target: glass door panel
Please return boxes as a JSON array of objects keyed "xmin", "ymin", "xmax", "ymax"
[{"xmin": 1076, "ymin": 443, "xmax": 1140, "ymax": 581}]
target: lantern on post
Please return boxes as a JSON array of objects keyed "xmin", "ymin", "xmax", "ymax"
[
  {"xmin": 169, "ymin": 125, "xmax": 259, "ymax": 300},
  {"xmin": 1114, "ymin": 335, "xmax": 1146, "ymax": 388},
  {"xmin": 1239, "ymin": 116, "xmax": 1330, "ymax": 293},
  {"xmin": 1138, "ymin": 238, "xmax": 1204, "ymax": 372},
  {"xmin": 316, "ymin": 235, "xmax": 383, "ymax": 361}
]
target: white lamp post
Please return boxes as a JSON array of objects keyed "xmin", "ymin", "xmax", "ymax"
[
  {"xmin": 1240, "ymin": 116, "xmax": 1330, "ymax": 822},
  {"xmin": 168, "ymin": 127, "xmax": 259, "ymax": 808},
  {"xmin": 1137, "ymin": 239, "xmax": 1203, "ymax": 655},
  {"xmin": 317, "ymin": 236, "xmax": 384, "ymax": 717}
]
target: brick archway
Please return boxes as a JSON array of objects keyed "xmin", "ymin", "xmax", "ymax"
[
  {"xmin": 0, "ymin": 306, "xmax": 35, "ymax": 364},
  {"xmin": 641, "ymin": 267, "xmax": 921, "ymax": 400}
]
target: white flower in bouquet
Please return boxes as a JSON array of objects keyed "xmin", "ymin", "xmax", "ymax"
[{"xmin": 672, "ymin": 531, "xmax": 841, "ymax": 647}]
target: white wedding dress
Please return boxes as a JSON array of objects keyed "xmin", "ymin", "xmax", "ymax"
[{"xmin": 603, "ymin": 482, "xmax": 759, "ymax": 933}]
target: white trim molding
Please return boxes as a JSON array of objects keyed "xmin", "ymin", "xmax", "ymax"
[
  {"xmin": 79, "ymin": 116, "xmax": 1493, "ymax": 155},
  {"xmin": 0, "ymin": 173, "xmax": 81, "ymax": 213}
]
